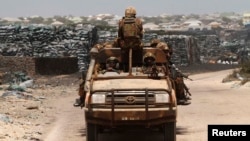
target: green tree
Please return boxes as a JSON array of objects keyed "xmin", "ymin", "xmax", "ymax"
[
  {"xmin": 44, "ymin": 18, "xmax": 54, "ymax": 25},
  {"xmin": 53, "ymin": 15, "xmax": 74, "ymax": 25},
  {"xmin": 28, "ymin": 16, "xmax": 44, "ymax": 24},
  {"xmin": 18, "ymin": 17, "xmax": 24, "ymax": 21},
  {"xmin": 221, "ymin": 17, "xmax": 232, "ymax": 23}
]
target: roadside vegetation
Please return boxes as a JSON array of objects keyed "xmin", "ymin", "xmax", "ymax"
[{"xmin": 223, "ymin": 60, "xmax": 250, "ymax": 85}]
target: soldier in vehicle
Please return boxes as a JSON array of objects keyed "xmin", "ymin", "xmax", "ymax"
[
  {"xmin": 150, "ymin": 38, "xmax": 161, "ymax": 48},
  {"xmin": 93, "ymin": 43, "xmax": 104, "ymax": 51},
  {"xmin": 101, "ymin": 56, "xmax": 120, "ymax": 74},
  {"xmin": 118, "ymin": 6, "xmax": 144, "ymax": 72},
  {"xmin": 118, "ymin": 6, "xmax": 143, "ymax": 49},
  {"xmin": 143, "ymin": 52, "xmax": 160, "ymax": 78},
  {"xmin": 156, "ymin": 41, "xmax": 191, "ymax": 105},
  {"xmin": 172, "ymin": 67, "xmax": 192, "ymax": 104},
  {"xmin": 73, "ymin": 43, "xmax": 103, "ymax": 107},
  {"xmin": 156, "ymin": 42, "xmax": 171, "ymax": 60},
  {"xmin": 142, "ymin": 52, "xmax": 157, "ymax": 74},
  {"xmin": 74, "ymin": 7, "xmax": 143, "ymax": 107}
]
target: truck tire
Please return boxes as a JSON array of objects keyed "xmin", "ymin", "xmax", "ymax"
[
  {"xmin": 163, "ymin": 122, "xmax": 176, "ymax": 141},
  {"xmin": 86, "ymin": 123, "xmax": 98, "ymax": 141}
]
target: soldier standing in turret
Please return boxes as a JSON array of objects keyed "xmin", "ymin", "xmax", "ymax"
[
  {"xmin": 118, "ymin": 6, "xmax": 143, "ymax": 49},
  {"xmin": 117, "ymin": 6, "xmax": 144, "ymax": 73},
  {"xmin": 74, "ymin": 6, "xmax": 144, "ymax": 107}
]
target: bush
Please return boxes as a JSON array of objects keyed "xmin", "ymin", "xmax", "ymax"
[
  {"xmin": 241, "ymin": 60, "xmax": 250, "ymax": 74},
  {"xmin": 222, "ymin": 69, "xmax": 239, "ymax": 83}
]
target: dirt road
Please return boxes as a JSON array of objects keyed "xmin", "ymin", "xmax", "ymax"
[
  {"xmin": 177, "ymin": 69, "xmax": 250, "ymax": 141},
  {"xmin": 39, "ymin": 69, "xmax": 250, "ymax": 141}
]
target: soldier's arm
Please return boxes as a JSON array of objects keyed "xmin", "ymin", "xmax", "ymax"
[
  {"xmin": 181, "ymin": 73, "xmax": 188, "ymax": 78},
  {"xmin": 136, "ymin": 18, "xmax": 143, "ymax": 39},
  {"xmin": 118, "ymin": 19, "xmax": 123, "ymax": 39}
]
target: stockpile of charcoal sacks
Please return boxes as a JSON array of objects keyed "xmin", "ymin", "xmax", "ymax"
[
  {"xmin": 0, "ymin": 24, "xmax": 98, "ymax": 72},
  {"xmin": 162, "ymin": 33, "xmax": 247, "ymax": 66},
  {"xmin": 162, "ymin": 35, "xmax": 201, "ymax": 66}
]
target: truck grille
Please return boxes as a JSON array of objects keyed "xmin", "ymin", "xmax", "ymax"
[
  {"xmin": 106, "ymin": 91, "xmax": 155, "ymax": 105},
  {"xmin": 91, "ymin": 90, "xmax": 169, "ymax": 108}
]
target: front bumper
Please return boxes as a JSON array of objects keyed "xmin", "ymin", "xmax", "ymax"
[{"xmin": 84, "ymin": 107, "xmax": 177, "ymax": 127}]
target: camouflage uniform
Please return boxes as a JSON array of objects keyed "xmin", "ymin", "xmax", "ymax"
[
  {"xmin": 93, "ymin": 43, "xmax": 104, "ymax": 51},
  {"xmin": 156, "ymin": 41, "xmax": 191, "ymax": 105},
  {"xmin": 142, "ymin": 52, "xmax": 157, "ymax": 75},
  {"xmin": 143, "ymin": 52, "xmax": 156, "ymax": 68},
  {"xmin": 118, "ymin": 6, "xmax": 143, "ymax": 49},
  {"xmin": 101, "ymin": 56, "xmax": 120, "ymax": 74},
  {"xmin": 74, "ymin": 43, "xmax": 104, "ymax": 107},
  {"xmin": 150, "ymin": 39, "xmax": 161, "ymax": 47},
  {"xmin": 117, "ymin": 6, "xmax": 144, "ymax": 72},
  {"xmin": 74, "ymin": 73, "xmax": 86, "ymax": 107}
]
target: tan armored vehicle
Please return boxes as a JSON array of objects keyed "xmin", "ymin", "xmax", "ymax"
[{"xmin": 83, "ymin": 46, "xmax": 177, "ymax": 141}]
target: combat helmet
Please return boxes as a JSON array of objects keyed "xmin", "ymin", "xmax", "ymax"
[
  {"xmin": 156, "ymin": 42, "xmax": 169, "ymax": 51},
  {"xmin": 125, "ymin": 6, "xmax": 136, "ymax": 17},
  {"xmin": 150, "ymin": 39, "xmax": 161, "ymax": 47},
  {"xmin": 106, "ymin": 56, "xmax": 119, "ymax": 70},
  {"xmin": 106, "ymin": 56, "xmax": 118, "ymax": 63},
  {"xmin": 94, "ymin": 43, "xmax": 103, "ymax": 51},
  {"xmin": 143, "ymin": 52, "xmax": 156, "ymax": 65},
  {"xmin": 103, "ymin": 42, "xmax": 113, "ymax": 48}
]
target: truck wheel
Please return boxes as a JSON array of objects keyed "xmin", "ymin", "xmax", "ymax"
[
  {"xmin": 86, "ymin": 123, "xmax": 98, "ymax": 141},
  {"xmin": 163, "ymin": 122, "xmax": 176, "ymax": 141}
]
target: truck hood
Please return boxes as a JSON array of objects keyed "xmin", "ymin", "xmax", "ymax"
[{"xmin": 92, "ymin": 79, "xmax": 170, "ymax": 91}]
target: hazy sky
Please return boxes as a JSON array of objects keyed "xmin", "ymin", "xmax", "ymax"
[{"xmin": 0, "ymin": 0, "xmax": 250, "ymax": 18}]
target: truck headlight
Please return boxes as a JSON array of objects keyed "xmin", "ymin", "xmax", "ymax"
[
  {"xmin": 91, "ymin": 94, "xmax": 106, "ymax": 104},
  {"xmin": 155, "ymin": 94, "xmax": 169, "ymax": 103}
]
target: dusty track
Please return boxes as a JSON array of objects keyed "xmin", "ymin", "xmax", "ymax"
[
  {"xmin": 40, "ymin": 68, "xmax": 250, "ymax": 141},
  {"xmin": 1, "ymin": 66, "xmax": 249, "ymax": 141}
]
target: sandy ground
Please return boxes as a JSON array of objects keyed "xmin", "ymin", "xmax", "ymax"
[
  {"xmin": 177, "ymin": 69, "xmax": 250, "ymax": 141},
  {"xmin": 0, "ymin": 66, "xmax": 250, "ymax": 141},
  {"xmin": 0, "ymin": 74, "xmax": 82, "ymax": 141}
]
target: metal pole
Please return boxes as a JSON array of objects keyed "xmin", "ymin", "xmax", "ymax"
[{"xmin": 128, "ymin": 48, "xmax": 133, "ymax": 76}]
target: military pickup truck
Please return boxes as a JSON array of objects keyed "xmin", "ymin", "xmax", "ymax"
[{"xmin": 83, "ymin": 46, "xmax": 177, "ymax": 141}]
